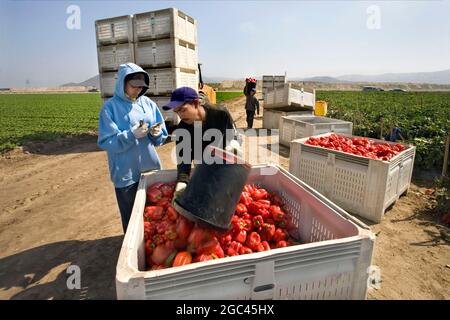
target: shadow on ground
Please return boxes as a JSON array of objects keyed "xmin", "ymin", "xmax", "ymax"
[{"xmin": 0, "ymin": 236, "xmax": 123, "ymax": 300}]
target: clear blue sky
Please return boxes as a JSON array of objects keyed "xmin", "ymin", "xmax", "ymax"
[{"xmin": 1, "ymin": 0, "xmax": 449, "ymax": 87}]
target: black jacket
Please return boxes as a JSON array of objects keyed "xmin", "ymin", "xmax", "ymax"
[
  {"xmin": 175, "ymin": 104, "xmax": 235, "ymax": 183},
  {"xmin": 245, "ymin": 94, "xmax": 260, "ymax": 114}
]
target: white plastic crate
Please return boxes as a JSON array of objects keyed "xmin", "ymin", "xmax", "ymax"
[
  {"xmin": 263, "ymin": 109, "xmax": 313, "ymax": 130},
  {"xmin": 116, "ymin": 165, "xmax": 374, "ymax": 300},
  {"xmin": 95, "ymin": 15, "xmax": 134, "ymax": 45},
  {"xmin": 135, "ymin": 38, "xmax": 198, "ymax": 70},
  {"xmin": 97, "ymin": 43, "xmax": 135, "ymax": 72},
  {"xmin": 145, "ymin": 68, "xmax": 199, "ymax": 96},
  {"xmin": 280, "ymin": 116, "xmax": 353, "ymax": 146},
  {"xmin": 99, "ymin": 72, "xmax": 118, "ymax": 97},
  {"xmin": 264, "ymin": 83, "xmax": 315, "ymax": 110},
  {"xmin": 289, "ymin": 133, "xmax": 416, "ymax": 223},
  {"xmin": 134, "ymin": 8, "xmax": 197, "ymax": 44},
  {"xmin": 147, "ymin": 96, "xmax": 180, "ymax": 125}
]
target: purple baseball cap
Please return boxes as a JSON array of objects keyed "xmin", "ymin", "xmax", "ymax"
[{"xmin": 163, "ymin": 87, "xmax": 199, "ymax": 110}]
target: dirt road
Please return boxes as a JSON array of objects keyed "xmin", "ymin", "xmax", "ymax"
[{"xmin": 0, "ymin": 96, "xmax": 448, "ymax": 299}]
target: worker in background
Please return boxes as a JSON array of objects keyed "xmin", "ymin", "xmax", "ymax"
[
  {"xmin": 98, "ymin": 63, "xmax": 168, "ymax": 233},
  {"xmin": 384, "ymin": 126, "xmax": 404, "ymax": 142},
  {"xmin": 244, "ymin": 87, "xmax": 260, "ymax": 129},
  {"xmin": 162, "ymin": 87, "xmax": 240, "ymax": 202}
]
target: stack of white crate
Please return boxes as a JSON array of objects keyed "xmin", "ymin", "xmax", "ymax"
[
  {"xmin": 96, "ymin": 15, "xmax": 135, "ymax": 100},
  {"xmin": 262, "ymin": 75, "xmax": 286, "ymax": 100},
  {"xmin": 263, "ymin": 83, "xmax": 315, "ymax": 130},
  {"xmin": 96, "ymin": 8, "xmax": 199, "ymax": 124}
]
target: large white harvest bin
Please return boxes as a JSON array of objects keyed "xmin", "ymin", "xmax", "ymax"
[
  {"xmin": 289, "ymin": 133, "xmax": 416, "ymax": 223},
  {"xmin": 147, "ymin": 96, "xmax": 180, "ymax": 125},
  {"xmin": 264, "ymin": 83, "xmax": 315, "ymax": 110},
  {"xmin": 135, "ymin": 38, "xmax": 198, "ymax": 70},
  {"xmin": 99, "ymin": 72, "xmax": 117, "ymax": 97},
  {"xmin": 134, "ymin": 8, "xmax": 197, "ymax": 44},
  {"xmin": 263, "ymin": 109, "xmax": 313, "ymax": 130},
  {"xmin": 280, "ymin": 116, "xmax": 353, "ymax": 146},
  {"xmin": 116, "ymin": 165, "xmax": 374, "ymax": 300},
  {"xmin": 95, "ymin": 15, "xmax": 134, "ymax": 45},
  {"xmin": 97, "ymin": 43, "xmax": 135, "ymax": 72},
  {"xmin": 145, "ymin": 68, "xmax": 199, "ymax": 95}
]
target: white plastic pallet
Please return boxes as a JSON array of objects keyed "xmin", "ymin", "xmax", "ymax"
[
  {"xmin": 145, "ymin": 67, "xmax": 199, "ymax": 96},
  {"xmin": 99, "ymin": 72, "xmax": 118, "ymax": 97},
  {"xmin": 134, "ymin": 8, "xmax": 197, "ymax": 44},
  {"xmin": 289, "ymin": 133, "xmax": 416, "ymax": 223},
  {"xmin": 95, "ymin": 15, "xmax": 134, "ymax": 45},
  {"xmin": 97, "ymin": 43, "xmax": 135, "ymax": 72},
  {"xmin": 135, "ymin": 38, "xmax": 198, "ymax": 70},
  {"xmin": 264, "ymin": 83, "xmax": 315, "ymax": 110},
  {"xmin": 280, "ymin": 116, "xmax": 353, "ymax": 146},
  {"xmin": 116, "ymin": 165, "xmax": 374, "ymax": 300},
  {"xmin": 147, "ymin": 96, "xmax": 180, "ymax": 125},
  {"xmin": 263, "ymin": 109, "xmax": 313, "ymax": 130}
]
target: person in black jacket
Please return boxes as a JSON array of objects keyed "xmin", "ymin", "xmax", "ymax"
[
  {"xmin": 244, "ymin": 87, "xmax": 260, "ymax": 129},
  {"xmin": 163, "ymin": 87, "xmax": 239, "ymax": 200}
]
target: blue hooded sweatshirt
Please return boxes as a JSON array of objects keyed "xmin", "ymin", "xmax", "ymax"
[{"xmin": 98, "ymin": 63, "xmax": 168, "ymax": 188}]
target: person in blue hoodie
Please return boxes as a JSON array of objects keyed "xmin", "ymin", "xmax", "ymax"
[{"xmin": 98, "ymin": 63, "xmax": 168, "ymax": 232}]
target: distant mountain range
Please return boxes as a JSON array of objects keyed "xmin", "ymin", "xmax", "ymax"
[
  {"xmin": 63, "ymin": 69, "xmax": 450, "ymax": 87},
  {"xmin": 62, "ymin": 75, "xmax": 100, "ymax": 87}
]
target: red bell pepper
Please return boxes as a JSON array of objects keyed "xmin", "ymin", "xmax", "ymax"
[
  {"xmin": 261, "ymin": 241, "xmax": 271, "ymax": 251},
  {"xmin": 160, "ymin": 184, "xmax": 175, "ymax": 198},
  {"xmin": 172, "ymin": 251, "xmax": 192, "ymax": 267},
  {"xmin": 252, "ymin": 188, "xmax": 269, "ymax": 200},
  {"xmin": 235, "ymin": 203, "xmax": 247, "ymax": 215},
  {"xmin": 273, "ymin": 228, "xmax": 287, "ymax": 243},
  {"xmin": 166, "ymin": 205, "xmax": 178, "ymax": 221},
  {"xmin": 252, "ymin": 215, "xmax": 264, "ymax": 228},
  {"xmin": 276, "ymin": 240, "xmax": 288, "ymax": 248},
  {"xmin": 146, "ymin": 187, "xmax": 163, "ymax": 203},
  {"xmin": 260, "ymin": 223, "xmax": 275, "ymax": 242},
  {"xmin": 234, "ymin": 229, "xmax": 247, "ymax": 244},
  {"xmin": 176, "ymin": 216, "xmax": 194, "ymax": 240},
  {"xmin": 239, "ymin": 192, "xmax": 252, "ymax": 206},
  {"xmin": 144, "ymin": 206, "xmax": 164, "ymax": 221},
  {"xmin": 239, "ymin": 246, "xmax": 253, "ymax": 255},
  {"xmin": 246, "ymin": 232, "xmax": 261, "ymax": 250},
  {"xmin": 227, "ymin": 241, "xmax": 243, "ymax": 256},
  {"xmin": 270, "ymin": 205, "xmax": 285, "ymax": 222}
]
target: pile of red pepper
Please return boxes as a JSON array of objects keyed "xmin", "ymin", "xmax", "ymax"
[
  {"xmin": 305, "ymin": 134, "xmax": 406, "ymax": 161},
  {"xmin": 144, "ymin": 182, "xmax": 298, "ymax": 270}
]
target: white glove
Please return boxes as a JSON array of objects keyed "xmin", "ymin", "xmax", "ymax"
[
  {"xmin": 172, "ymin": 182, "xmax": 187, "ymax": 204},
  {"xmin": 148, "ymin": 123, "xmax": 162, "ymax": 137},
  {"xmin": 131, "ymin": 122, "xmax": 149, "ymax": 139}
]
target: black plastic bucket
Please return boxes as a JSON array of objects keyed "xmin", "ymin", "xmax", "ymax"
[{"xmin": 173, "ymin": 148, "xmax": 251, "ymax": 230}]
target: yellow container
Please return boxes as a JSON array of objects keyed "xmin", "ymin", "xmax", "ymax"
[{"xmin": 314, "ymin": 100, "xmax": 328, "ymax": 116}]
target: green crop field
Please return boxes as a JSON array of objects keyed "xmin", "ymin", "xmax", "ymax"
[
  {"xmin": 0, "ymin": 91, "xmax": 244, "ymax": 152},
  {"xmin": 0, "ymin": 93, "xmax": 102, "ymax": 152},
  {"xmin": 316, "ymin": 91, "xmax": 450, "ymax": 169},
  {"xmin": 216, "ymin": 91, "xmax": 244, "ymax": 103}
]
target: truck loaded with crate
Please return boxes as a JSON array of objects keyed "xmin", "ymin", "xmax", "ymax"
[{"xmin": 95, "ymin": 8, "xmax": 216, "ymax": 126}]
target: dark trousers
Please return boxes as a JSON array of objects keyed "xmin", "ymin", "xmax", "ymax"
[
  {"xmin": 115, "ymin": 182, "xmax": 139, "ymax": 233},
  {"xmin": 246, "ymin": 110, "xmax": 255, "ymax": 129}
]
